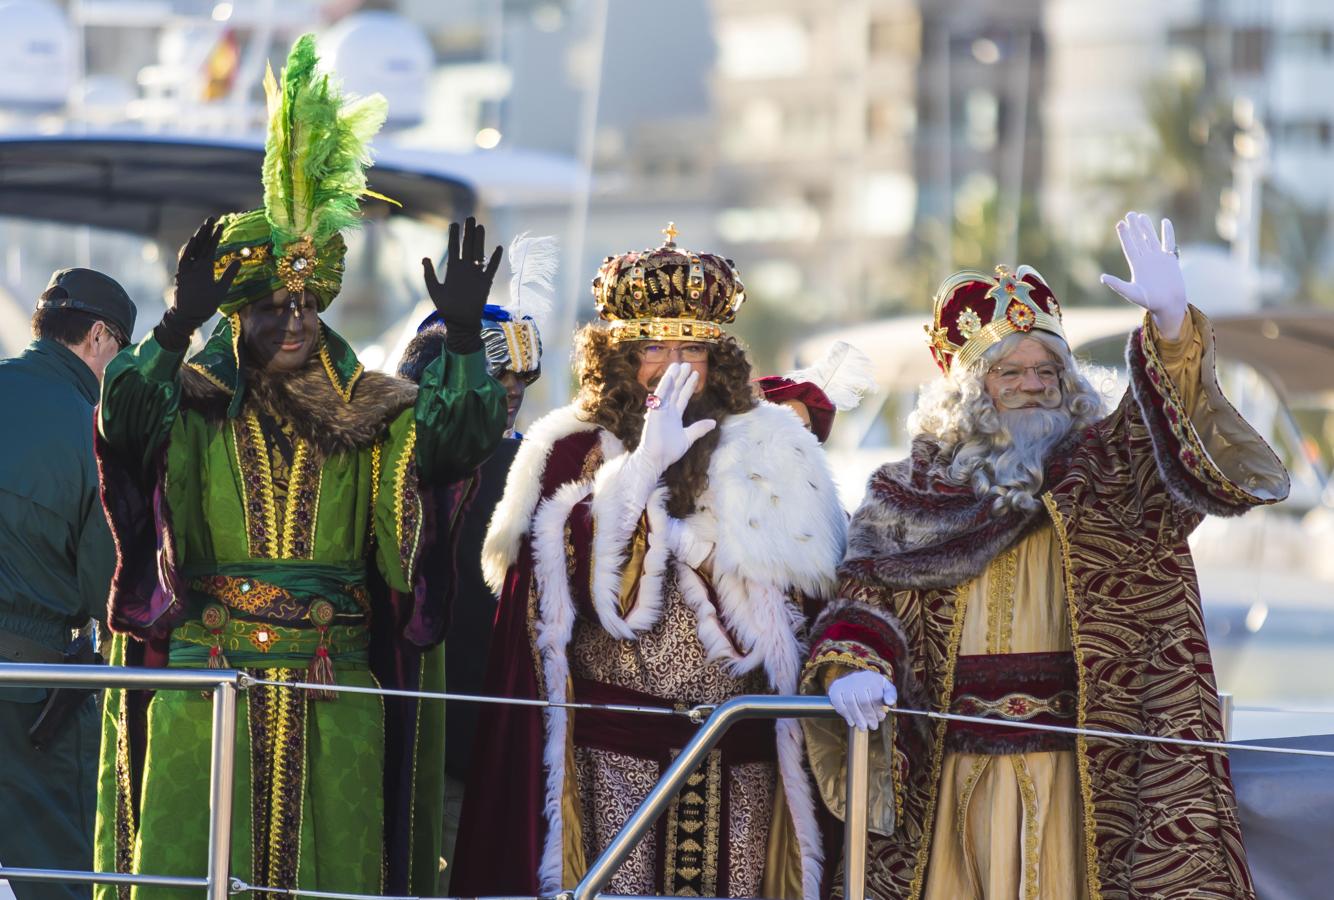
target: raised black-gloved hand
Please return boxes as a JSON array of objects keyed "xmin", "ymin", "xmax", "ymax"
[
  {"xmin": 154, "ymin": 217, "xmax": 241, "ymax": 352},
  {"xmin": 421, "ymin": 216, "xmax": 503, "ymax": 355}
]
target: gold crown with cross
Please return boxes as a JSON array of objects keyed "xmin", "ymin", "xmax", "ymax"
[{"xmin": 592, "ymin": 222, "xmax": 747, "ymax": 344}]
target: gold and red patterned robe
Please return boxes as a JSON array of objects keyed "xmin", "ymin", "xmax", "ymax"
[
  {"xmin": 802, "ymin": 308, "xmax": 1289, "ymax": 899},
  {"xmin": 451, "ymin": 401, "xmax": 848, "ymax": 900}
]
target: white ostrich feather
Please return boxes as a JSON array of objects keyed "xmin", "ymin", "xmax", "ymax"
[
  {"xmin": 506, "ymin": 232, "xmax": 558, "ymax": 325},
  {"xmin": 786, "ymin": 341, "xmax": 877, "ymax": 412}
]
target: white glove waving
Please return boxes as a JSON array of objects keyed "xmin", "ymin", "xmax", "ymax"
[
  {"xmin": 1099, "ymin": 211, "xmax": 1189, "ymax": 339},
  {"xmin": 828, "ymin": 670, "xmax": 897, "ymax": 732},
  {"xmin": 635, "ymin": 362, "xmax": 717, "ymax": 472}
]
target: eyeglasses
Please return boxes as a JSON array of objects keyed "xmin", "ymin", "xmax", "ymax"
[
  {"xmin": 986, "ymin": 363, "xmax": 1063, "ymax": 385},
  {"xmin": 102, "ymin": 321, "xmax": 129, "ymax": 350},
  {"xmin": 639, "ymin": 343, "xmax": 709, "ymax": 363}
]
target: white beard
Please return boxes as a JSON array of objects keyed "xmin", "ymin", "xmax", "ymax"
[
  {"xmin": 962, "ymin": 405, "xmax": 1076, "ymax": 513},
  {"xmin": 998, "ymin": 406, "xmax": 1074, "ymax": 471}
]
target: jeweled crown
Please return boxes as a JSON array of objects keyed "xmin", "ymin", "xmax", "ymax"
[
  {"xmin": 592, "ymin": 223, "xmax": 746, "ymax": 343},
  {"xmin": 926, "ymin": 265, "xmax": 1066, "ymax": 374}
]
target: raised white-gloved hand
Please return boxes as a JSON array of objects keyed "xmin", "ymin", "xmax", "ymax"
[
  {"xmin": 828, "ymin": 670, "xmax": 898, "ymax": 732},
  {"xmin": 635, "ymin": 362, "xmax": 717, "ymax": 472},
  {"xmin": 1099, "ymin": 211, "xmax": 1189, "ymax": 339}
]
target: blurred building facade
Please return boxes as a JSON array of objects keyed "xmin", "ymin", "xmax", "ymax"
[
  {"xmin": 707, "ymin": 0, "xmax": 1044, "ymax": 319},
  {"xmin": 1045, "ymin": 0, "xmax": 1334, "ymax": 286},
  {"xmin": 8, "ymin": 0, "xmax": 1334, "ymax": 364}
]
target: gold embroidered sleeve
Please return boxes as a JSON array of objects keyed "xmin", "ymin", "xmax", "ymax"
[
  {"xmin": 1147, "ymin": 304, "xmax": 1202, "ymax": 411},
  {"xmin": 1137, "ymin": 305, "xmax": 1289, "ymax": 508},
  {"xmin": 799, "ymin": 585, "xmax": 907, "ymax": 836},
  {"xmin": 801, "ymin": 701, "xmax": 901, "ymax": 837}
]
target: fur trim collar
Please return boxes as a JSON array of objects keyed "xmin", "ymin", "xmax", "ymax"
[
  {"xmin": 481, "ymin": 404, "xmax": 608, "ymax": 591},
  {"xmin": 179, "ymin": 355, "xmax": 417, "ymax": 457},
  {"xmin": 843, "ymin": 432, "xmax": 1078, "ymax": 591},
  {"xmin": 705, "ymin": 402, "xmax": 847, "ymax": 597},
  {"xmin": 579, "ymin": 402, "xmax": 847, "ymax": 647}
]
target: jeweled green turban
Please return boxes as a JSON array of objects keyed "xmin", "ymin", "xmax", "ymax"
[{"xmin": 214, "ymin": 33, "xmax": 391, "ymax": 315}]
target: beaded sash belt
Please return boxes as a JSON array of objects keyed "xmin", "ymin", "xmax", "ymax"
[
  {"xmin": 170, "ymin": 572, "xmax": 371, "ymax": 698},
  {"xmin": 945, "ymin": 651, "xmax": 1077, "ymax": 754}
]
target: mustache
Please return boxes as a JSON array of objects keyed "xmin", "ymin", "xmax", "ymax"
[{"xmin": 995, "ymin": 385, "xmax": 1062, "ymax": 410}]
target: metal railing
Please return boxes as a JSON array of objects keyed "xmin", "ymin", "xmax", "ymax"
[
  {"xmin": 570, "ymin": 695, "xmax": 870, "ymax": 900},
  {"xmin": 0, "ymin": 664, "xmax": 239, "ymax": 900},
  {"xmin": 0, "ymin": 665, "xmax": 869, "ymax": 900},
  {"xmin": 4, "ymin": 663, "xmax": 1333, "ymax": 900}
]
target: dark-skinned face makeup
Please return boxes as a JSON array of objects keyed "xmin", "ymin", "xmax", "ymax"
[{"xmin": 239, "ymin": 289, "xmax": 320, "ymax": 373}]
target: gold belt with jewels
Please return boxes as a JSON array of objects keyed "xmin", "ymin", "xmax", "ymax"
[
  {"xmin": 189, "ymin": 573, "xmax": 370, "ymax": 622},
  {"xmin": 950, "ymin": 690, "xmax": 1077, "ymax": 721},
  {"xmin": 944, "ymin": 651, "xmax": 1078, "ymax": 754},
  {"xmin": 177, "ymin": 573, "xmax": 369, "ymax": 697}
]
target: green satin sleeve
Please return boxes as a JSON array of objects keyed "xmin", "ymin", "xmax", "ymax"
[
  {"xmin": 97, "ymin": 334, "xmax": 185, "ymax": 475},
  {"xmin": 412, "ymin": 348, "xmax": 506, "ymax": 484}
]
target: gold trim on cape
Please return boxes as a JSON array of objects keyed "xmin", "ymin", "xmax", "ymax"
[
  {"xmin": 1042, "ymin": 492, "xmax": 1103, "ymax": 900},
  {"xmin": 907, "ymin": 584, "xmax": 971, "ymax": 900}
]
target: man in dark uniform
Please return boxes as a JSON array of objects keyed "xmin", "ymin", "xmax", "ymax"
[{"xmin": 0, "ymin": 268, "xmax": 136, "ymax": 899}]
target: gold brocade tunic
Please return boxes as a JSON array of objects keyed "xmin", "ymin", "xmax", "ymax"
[
  {"xmin": 923, "ymin": 315, "xmax": 1204, "ymax": 900},
  {"xmin": 923, "ymin": 527, "xmax": 1087, "ymax": 900},
  {"xmin": 568, "ymin": 569, "xmax": 775, "ymax": 898}
]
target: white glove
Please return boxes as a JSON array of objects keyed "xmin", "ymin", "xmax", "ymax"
[
  {"xmin": 828, "ymin": 670, "xmax": 897, "ymax": 732},
  {"xmin": 635, "ymin": 362, "xmax": 716, "ymax": 472},
  {"xmin": 1099, "ymin": 211, "xmax": 1189, "ymax": 339}
]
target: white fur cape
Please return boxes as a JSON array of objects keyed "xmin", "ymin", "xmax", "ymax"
[{"xmin": 481, "ymin": 401, "xmax": 847, "ymax": 900}]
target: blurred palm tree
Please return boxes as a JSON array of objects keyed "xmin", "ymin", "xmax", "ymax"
[
  {"xmin": 1103, "ymin": 70, "xmax": 1334, "ymax": 308},
  {"xmin": 889, "ymin": 189, "xmax": 1082, "ymax": 315},
  {"xmin": 1133, "ymin": 71, "xmax": 1236, "ymax": 244}
]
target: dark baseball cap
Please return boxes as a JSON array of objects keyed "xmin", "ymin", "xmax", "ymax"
[{"xmin": 38, "ymin": 268, "xmax": 137, "ymax": 340}]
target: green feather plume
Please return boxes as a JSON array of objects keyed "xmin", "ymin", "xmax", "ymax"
[{"xmin": 261, "ymin": 34, "xmax": 392, "ymax": 255}]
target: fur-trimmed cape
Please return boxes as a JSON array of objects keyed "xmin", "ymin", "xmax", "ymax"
[{"xmin": 453, "ymin": 400, "xmax": 848, "ymax": 900}]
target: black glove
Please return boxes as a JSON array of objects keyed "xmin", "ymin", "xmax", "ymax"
[
  {"xmin": 154, "ymin": 217, "xmax": 242, "ymax": 352},
  {"xmin": 421, "ymin": 216, "xmax": 503, "ymax": 355}
]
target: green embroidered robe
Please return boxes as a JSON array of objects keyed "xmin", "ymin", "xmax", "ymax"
[{"xmin": 91, "ymin": 318, "xmax": 505, "ymax": 900}]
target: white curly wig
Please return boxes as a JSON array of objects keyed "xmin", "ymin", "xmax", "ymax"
[{"xmin": 909, "ymin": 331, "xmax": 1110, "ymax": 515}]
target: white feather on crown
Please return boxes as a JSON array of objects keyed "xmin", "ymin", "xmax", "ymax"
[
  {"xmin": 786, "ymin": 341, "xmax": 877, "ymax": 412},
  {"xmin": 505, "ymin": 232, "xmax": 559, "ymax": 327}
]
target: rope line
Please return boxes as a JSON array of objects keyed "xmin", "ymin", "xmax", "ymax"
[
  {"xmin": 241, "ymin": 675, "xmax": 688, "ymax": 718},
  {"xmin": 229, "ymin": 880, "xmax": 428, "ymax": 899},
  {"xmin": 249, "ymin": 675, "xmax": 1334, "ymax": 759},
  {"xmin": 886, "ymin": 706, "xmax": 1334, "ymax": 759}
]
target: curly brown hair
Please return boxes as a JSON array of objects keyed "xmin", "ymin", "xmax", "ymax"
[{"xmin": 572, "ymin": 324, "xmax": 757, "ymax": 517}]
